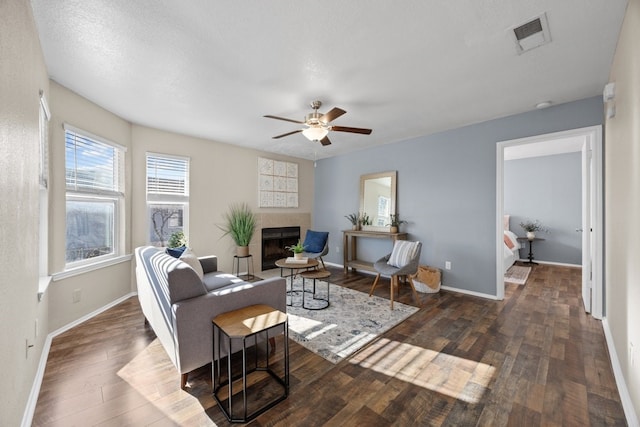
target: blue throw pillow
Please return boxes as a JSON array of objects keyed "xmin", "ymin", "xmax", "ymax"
[
  {"xmin": 303, "ymin": 230, "xmax": 329, "ymax": 253},
  {"xmin": 166, "ymin": 246, "xmax": 187, "ymax": 258}
]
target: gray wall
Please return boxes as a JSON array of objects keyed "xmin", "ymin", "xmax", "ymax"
[
  {"xmin": 505, "ymin": 153, "xmax": 582, "ymax": 265},
  {"xmin": 314, "ymin": 96, "xmax": 603, "ymax": 297}
]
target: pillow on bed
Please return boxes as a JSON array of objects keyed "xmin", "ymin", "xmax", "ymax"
[{"xmin": 504, "ymin": 233, "xmax": 515, "ymax": 249}]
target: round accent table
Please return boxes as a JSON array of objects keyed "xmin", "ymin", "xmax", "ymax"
[
  {"xmin": 274, "ymin": 258, "xmax": 319, "ymax": 307},
  {"xmin": 299, "ymin": 269, "xmax": 331, "ymax": 310}
]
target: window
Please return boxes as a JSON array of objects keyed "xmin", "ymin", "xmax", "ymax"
[
  {"xmin": 65, "ymin": 124, "xmax": 125, "ymax": 265},
  {"xmin": 146, "ymin": 153, "xmax": 189, "ymax": 246},
  {"xmin": 39, "ymin": 91, "xmax": 50, "ymax": 278}
]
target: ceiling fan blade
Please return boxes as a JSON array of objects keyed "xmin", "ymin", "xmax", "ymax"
[
  {"xmin": 320, "ymin": 107, "xmax": 346, "ymax": 123},
  {"xmin": 272, "ymin": 129, "xmax": 303, "ymax": 139},
  {"xmin": 320, "ymin": 135, "xmax": 332, "ymax": 146},
  {"xmin": 331, "ymin": 126, "xmax": 372, "ymax": 135},
  {"xmin": 264, "ymin": 115, "xmax": 304, "ymax": 124}
]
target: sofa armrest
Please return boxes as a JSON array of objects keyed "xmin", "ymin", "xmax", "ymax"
[{"xmin": 198, "ymin": 255, "xmax": 218, "ymax": 273}]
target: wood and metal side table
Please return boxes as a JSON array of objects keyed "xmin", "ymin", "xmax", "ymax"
[
  {"xmin": 275, "ymin": 258, "xmax": 319, "ymax": 307},
  {"xmin": 299, "ymin": 269, "xmax": 331, "ymax": 310},
  {"xmin": 517, "ymin": 237, "xmax": 545, "ymax": 265},
  {"xmin": 212, "ymin": 304, "xmax": 289, "ymax": 423},
  {"xmin": 232, "ymin": 254, "xmax": 254, "ymax": 280}
]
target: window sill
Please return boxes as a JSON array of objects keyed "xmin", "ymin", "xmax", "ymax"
[
  {"xmin": 52, "ymin": 254, "xmax": 133, "ymax": 282},
  {"xmin": 38, "ymin": 275, "xmax": 52, "ymax": 302}
]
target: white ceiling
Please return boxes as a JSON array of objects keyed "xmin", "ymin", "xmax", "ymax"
[{"xmin": 30, "ymin": 1, "xmax": 627, "ymax": 161}]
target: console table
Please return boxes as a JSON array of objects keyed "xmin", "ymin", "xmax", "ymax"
[{"xmin": 342, "ymin": 229, "xmax": 407, "ymax": 274}]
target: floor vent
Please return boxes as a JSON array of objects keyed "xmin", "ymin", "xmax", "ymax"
[{"xmin": 512, "ymin": 13, "xmax": 551, "ymax": 54}]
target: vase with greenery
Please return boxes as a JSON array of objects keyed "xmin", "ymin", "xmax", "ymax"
[
  {"xmin": 386, "ymin": 214, "xmax": 407, "ymax": 233},
  {"xmin": 359, "ymin": 212, "xmax": 371, "ymax": 227},
  {"xmin": 218, "ymin": 203, "xmax": 257, "ymax": 256},
  {"xmin": 167, "ymin": 231, "xmax": 187, "ymax": 248},
  {"xmin": 345, "ymin": 213, "xmax": 360, "ymax": 230},
  {"xmin": 285, "ymin": 239, "xmax": 306, "ymax": 260},
  {"xmin": 519, "ymin": 219, "xmax": 547, "ymax": 240}
]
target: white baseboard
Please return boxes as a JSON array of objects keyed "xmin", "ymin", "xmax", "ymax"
[
  {"xmin": 440, "ymin": 285, "xmax": 499, "ymax": 300},
  {"xmin": 517, "ymin": 259, "xmax": 581, "ymax": 268},
  {"xmin": 21, "ymin": 292, "xmax": 138, "ymax": 427},
  {"xmin": 602, "ymin": 318, "xmax": 639, "ymax": 427}
]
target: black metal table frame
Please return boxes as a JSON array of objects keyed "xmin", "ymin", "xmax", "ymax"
[
  {"xmin": 232, "ymin": 254, "xmax": 254, "ymax": 280},
  {"xmin": 277, "ymin": 261, "xmax": 318, "ymax": 307},
  {"xmin": 300, "ymin": 272, "xmax": 331, "ymax": 310},
  {"xmin": 212, "ymin": 317, "xmax": 289, "ymax": 423}
]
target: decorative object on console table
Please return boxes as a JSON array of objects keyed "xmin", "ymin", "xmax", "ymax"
[
  {"xmin": 345, "ymin": 213, "xmax": 360, "ymax": 230},
  {"xmin": 218, "ymin": 202, "xmax": 257, "ymax": 257},
  {"xmin": 386, "ymin": 213, "xmax": 407, "ymax": 234}
]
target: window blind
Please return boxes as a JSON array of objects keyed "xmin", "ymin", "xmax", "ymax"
[
  {"xmin": 65, "ymin": 128, "xmax": 123, "ymax": 195},
  {"xmin": 146, "ymin": 154, "xmax": 189, "ymax": 196}
]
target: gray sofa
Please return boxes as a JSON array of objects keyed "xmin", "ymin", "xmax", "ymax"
[{"xmin": 134, "ymin": 246, "xmax": 286, "ymax": 388}]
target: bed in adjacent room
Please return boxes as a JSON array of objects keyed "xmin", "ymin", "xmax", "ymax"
[{"xmin": 503, "ymin": 215, "xmax": 520, "ymax": 273}]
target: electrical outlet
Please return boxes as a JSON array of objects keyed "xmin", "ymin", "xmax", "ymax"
[
  {"xmin": 335, "ymin": 246, "xmax": 340, "ymax": 254},
  {"xmin": 630, "ymin": 342, "xmax": 635, "ymax": 367},
  {"xmin": 445, "ymin": 261, "xmax": 451, "ymax": 270},
  {"xmin": 72, "ymin": 289, "xmax": 81, "ymax": 303}
]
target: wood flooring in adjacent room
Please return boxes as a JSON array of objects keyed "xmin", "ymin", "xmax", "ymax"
[{"xmin": 32, "ymin": 263, "xmax": 627, "ymax": 426}]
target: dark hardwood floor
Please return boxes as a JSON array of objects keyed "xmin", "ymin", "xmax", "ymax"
[{"xmin": 33, "ymin": 263, "xmax": 626, "ymax": 426}]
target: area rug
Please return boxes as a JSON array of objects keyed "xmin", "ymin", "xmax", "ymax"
[
  {"xmin": 504, "ymin": 265, "xmax": 531, "ymax": 285},
  {"xmin": 286, "ymin": 279, "xmax": 419, "ymax": 364}
]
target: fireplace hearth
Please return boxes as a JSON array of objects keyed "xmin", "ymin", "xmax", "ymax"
[{"xmin": 261, "ymin": 226, "xmax": 301, "ymax": 270}]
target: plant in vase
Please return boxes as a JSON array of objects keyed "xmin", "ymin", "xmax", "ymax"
[
  {"xmin": 166, "ymin": 230, "xmax": 188, "ymax": 257},
  {"xmin": 285, "ymin": 240, "xmax": 306, "ymax": 260},
  {"xmin": 386, "ymin": 214, "xmax": 407, "ymax": 233},
  {"xmin": 345, "ymin": 213, "xmax": 360, "ymax": 230},
  {"xmin": 519, "ymin": 219, "xmax": 547, "ymax": 240},
  {"xmin": 218, "ymin": 203, "xmax": 256, "ymax": 257},
  {"xmin": 359, "ymin": 212, "xmax": 371, "ymax": 228}
]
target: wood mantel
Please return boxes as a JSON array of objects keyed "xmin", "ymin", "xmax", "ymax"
[{"xmin": 342, "ymin": 229, "xmax": 407, "ymax": 274}]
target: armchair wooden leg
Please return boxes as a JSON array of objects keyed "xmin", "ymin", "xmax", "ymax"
[
  {"xmin": 390, "ymin": 276, "xmax": 396, "ymax": 310},
  {"xmin": 407, "ymin": 277, "xmax": 421, "ymax": 305},
  {"xmin": 370, "ymin": 274, "xmax": 381, "ymax": 296},
  {"xmin": 269, "ymin": 336, "xmax": 276, "ymax": 355},
  {"xmin": 180, "ymin": 372, "xmax": 188, "ymax": 390}
]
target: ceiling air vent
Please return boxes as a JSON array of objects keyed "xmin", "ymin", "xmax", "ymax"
[{"xmin": 512, "ymin": 13, "xmax": 551, "ymax": 54}]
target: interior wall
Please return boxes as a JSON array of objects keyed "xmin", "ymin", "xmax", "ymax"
[
  {"xmin": 504, "ymin": 152, "xmax": 582, "ymax": 265},
  {"xmin": 46, "ymin": 81, "xmax": 134, "ymax": 331},
  {"xmin": 0, "ymin": 0, "xmax": 50, "ymax": 425},
  {"xmin": 315, "ymin": 97, "xmax": 603, "ymax": 297},
  {"xmin": 130, "ymin": 125, "xmax": 315, "ymax": 276},
  {"xmin": 605, "ymin": 0, "xmax": 640, "ymax": 420}
]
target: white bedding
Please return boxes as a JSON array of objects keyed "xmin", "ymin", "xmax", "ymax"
[{"xmin": 503, "ymin": 230, "xmax": 519, "ymax": 273}]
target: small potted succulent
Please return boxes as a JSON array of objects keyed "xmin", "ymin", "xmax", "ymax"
[
  {"xmin": 285, "ymin": 239, "xmax": 306, "ymax": 260},
  {"xmin": 386, "ymin": 214, "xmax": 407, "ymax": 233},
  {"xmin": 519, "ymin": 219, "xmax": 547, "ymax": 240},
  {"xmin": 359, "ymin": 212, "xmax": 372, "ymax": 227}
]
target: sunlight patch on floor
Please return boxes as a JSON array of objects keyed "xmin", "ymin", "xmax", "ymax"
[
  {"xmin": 350, "ymin": 338, "xmax": 495, "ymax": 403},
  {"xmin": 287, "ymin": 313, "xmax": 337, "ymax": 339}
]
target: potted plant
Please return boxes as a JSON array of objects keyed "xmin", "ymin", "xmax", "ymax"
[
  {"xmin": 166, "ymin": 230, "xmax": 188, "ymax": 257},
  {"xmin": 386, "ymin": 214, "xmax": 407, "ymax": 233},
  {"xmin": 519, "ymin": 219, "xmax": 547, "ymax": 240},
  {"xmin": 345, "ymin": 213, "xmax": 360, "ymax": 230},
  {"xmin": 359, "ymin": 212, "xmax": 371, "ymax": 228},
  {"xmin": 218, "ymin": 203, "xmax": 257, "ymax": 257},
  {"xmin": 285, "ymin": 239, "xmax": 306, "ymax": 260}
]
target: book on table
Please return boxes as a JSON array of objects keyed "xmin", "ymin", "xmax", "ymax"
[{"xmin": 286, "ymin": 257, "xmax": 308, "ymax": 264}]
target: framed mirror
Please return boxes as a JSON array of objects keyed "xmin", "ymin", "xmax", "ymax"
[{"xmin": 359, "ymin": 171, "xmax": 397, "ymax": 231}]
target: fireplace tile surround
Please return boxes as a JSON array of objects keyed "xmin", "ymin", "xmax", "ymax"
[{"xmin": 254, "ymin": 213, "xmax": 311, "ymax": 272}]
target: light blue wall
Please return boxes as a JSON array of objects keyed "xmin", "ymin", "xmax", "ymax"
[
  {"xmin": 314, "ymin": 96, "xmax": 603, "ymax": 296},
  {"xmin": 505, "ymin": 153, "xmax": 582, "ymax": 265}
]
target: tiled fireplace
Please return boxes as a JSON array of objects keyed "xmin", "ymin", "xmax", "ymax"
[{"xmin": 261, "ymin": 226, "xmax": 300, "ymax": 270}]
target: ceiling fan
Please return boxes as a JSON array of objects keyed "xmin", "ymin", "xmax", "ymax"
[{"xmin": 264, "ymin": 100, "xmax": 372, "ymax": 146}]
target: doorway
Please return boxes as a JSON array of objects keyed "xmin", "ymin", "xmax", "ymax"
[{"xmin": 496, "ymin": 126, "xmax": 603, "ymax": 319}]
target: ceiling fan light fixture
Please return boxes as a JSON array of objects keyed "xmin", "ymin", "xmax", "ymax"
[{"xmin": 302, "ymin": 126, "xmax": 329, "ymax": 141}]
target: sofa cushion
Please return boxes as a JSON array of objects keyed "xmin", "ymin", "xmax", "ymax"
[
  {"xmin": 303, "ymin": 230, "xmax": 329, "ymax": 253},
  {"xmin": 179, "ymin": 248, "xmax": 204, "ymax": 280},
  {"xmin": 202, "ymin": 272, "xmax": 246, "ymax": 292},
  {"xmin": 167, "ymin": 262, "xmax": 207, "ymax": 303}
]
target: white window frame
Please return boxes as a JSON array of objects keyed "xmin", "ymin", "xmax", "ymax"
[
  {"xmin": 64, "ymin": 123, "xmax": 126, "ymax": 268},
  {"xmin": 146, "ymin": 152, "xmax": 190, "ymax": 247},
  {"xmin": 38, "ymin": 91, "xmax": 51, "ymax": 299}
]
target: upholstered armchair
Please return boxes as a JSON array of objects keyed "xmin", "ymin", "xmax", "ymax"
[{"xmin": 370, "ymin": 240, "xmax": 422, "ymax": 309}]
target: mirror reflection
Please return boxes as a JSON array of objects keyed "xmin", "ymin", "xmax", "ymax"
[{"xmin": 360, "ymin": 171, "xmax": 397, "ymax": 228}]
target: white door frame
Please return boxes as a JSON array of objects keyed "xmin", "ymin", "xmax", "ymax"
[{"xmin": 496, "ymin": 125, "xmax": 603, "ymax": 319}]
